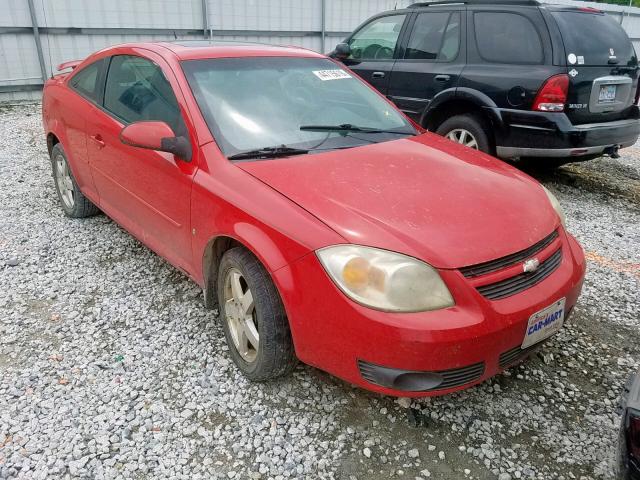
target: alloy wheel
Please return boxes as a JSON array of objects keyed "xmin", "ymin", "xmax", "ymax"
[
  {"xmin": 223, "ymin": 267, "xmax": 259, "ymax": 363},
  {"xmin": 445, "ymin": 128, "xmax": 479, "ymax": 149},
  {"xmin": 55, "ymin": 154, "xmax": 75, "ymax": 209}
]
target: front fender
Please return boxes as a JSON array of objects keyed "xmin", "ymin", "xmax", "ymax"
[{"xmin": 191, "ymin": 148, "xmax": 344, "ymax": 306}]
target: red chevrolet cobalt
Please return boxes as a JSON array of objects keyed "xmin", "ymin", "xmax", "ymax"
[{"xmin": 42, "ymin": 42, "xmax": 585, "ymax": 397}]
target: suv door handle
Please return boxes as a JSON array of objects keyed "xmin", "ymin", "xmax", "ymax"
[
  {"xmin": 371, "ymin": 71, "xmax": 385, "ymax": 79},
  {"xmin": 90, "ymin": 134, "xmax": 105, "ymax": 149},
  {"xmin": 435, "ymin": 75, "xmax": 451, "ymax": 82}
]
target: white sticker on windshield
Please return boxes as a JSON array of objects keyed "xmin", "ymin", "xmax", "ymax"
[
  {"xmin": 577, "ymin": 55, "xmax": 584, "ymax": 65},
  {"xmin": 313, "ymin": 69, "xmax": 352, "ymax": 81}
]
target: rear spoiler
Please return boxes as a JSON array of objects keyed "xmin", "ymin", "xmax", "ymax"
[{"xmin": 57, "ymin": 60, "xmax": 82, "ymax": 72}]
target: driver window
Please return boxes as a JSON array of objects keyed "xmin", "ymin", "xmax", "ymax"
[
  {"xmin": 348, "ymin": 14, "xmax": 407, "ymax": 61},
  {"xmin": 103, "ymin": 55, "xmax": 185, "ymax": 134}
]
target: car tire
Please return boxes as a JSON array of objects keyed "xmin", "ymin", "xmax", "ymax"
[
  {"xmin": 50, "ymin": 143, "xmax": 100, "ymax": 218},
  {"xmin": 217, "ymin": 247, "xmax": 297, "ymax": 381},
  {"xmin": 436, "ymin": 114, "xmax": 493, "ymax": 154}
]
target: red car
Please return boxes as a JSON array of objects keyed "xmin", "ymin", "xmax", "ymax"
[{"xmin": 42, "ymin": 41, "xmax": 586, "ymax": 397}]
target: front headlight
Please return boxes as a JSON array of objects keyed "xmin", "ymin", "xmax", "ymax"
[
  {"xmin": 316, "ymin": 245, "xmax": 454, "ymax": 313},
  {"xmin": 542, "ymin": 186, "xmax": 566, "ymax": 228}
]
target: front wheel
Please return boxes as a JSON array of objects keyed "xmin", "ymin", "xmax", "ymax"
[
  {"xmin": 436, "ymin": 114, "xmax": 492, "ymax": 154},
  {"xmin": 216, "ymin": 247, "xmax": 297, "ymax": 381}
]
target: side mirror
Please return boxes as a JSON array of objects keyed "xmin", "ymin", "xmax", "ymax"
[
  {"xmin": 332, "ymin": 42, "xmax": 351, "ymax": 61},
  {"xmin": 120, "ymin": 121, "xmax": 192, "ymax": 161}
]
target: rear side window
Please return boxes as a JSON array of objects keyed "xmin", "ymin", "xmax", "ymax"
[
  {"xmin": 551, "ymin": 11, "xmax": 636, "ymax": 66},
  {"xmin": 405, "ymin": 12, "xmax": 460, "ymax": 61},
  {"xmin": 69, "ymin": 59, "xmax": 103, "ymax": 103},
  {"xmin": 474, "ymin": 12, "xmax": 543, "ymax": 64},
  {"xmin": 103, "ymin": 55, "xmax": 185, "ymax": 134}
]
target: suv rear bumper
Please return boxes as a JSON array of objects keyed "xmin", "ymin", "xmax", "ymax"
[{"xmin": 488, "ymin": 106, "xmax": 640, "ymax": 159}]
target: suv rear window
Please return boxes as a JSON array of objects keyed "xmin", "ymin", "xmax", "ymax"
[{"xmin": 551, "ymin": 11, "xmax": 636, "ymax": 66}]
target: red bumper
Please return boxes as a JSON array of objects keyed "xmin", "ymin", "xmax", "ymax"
[{"xmin": 273, "ymin": 230, "xmax": 586, "ymax": 397}]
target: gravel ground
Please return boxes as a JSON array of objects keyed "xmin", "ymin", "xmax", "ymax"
[{"xmin": 0, "ymin": 103, "xmax": 638, "ymax": 480}]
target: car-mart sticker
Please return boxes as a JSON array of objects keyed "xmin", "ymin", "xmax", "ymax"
[{"xmin": 313, "ymin": 69, "xmax": 351, "ymax": 81}]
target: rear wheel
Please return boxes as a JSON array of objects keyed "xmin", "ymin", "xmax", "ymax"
[
  {"xmin": 216, "ymin": 247, "xmax": 297, "ymax": 381},
  {"xmin": 50, "ymin": 144, "xmax": 99, "ymax": 218},
  {"xmin": 436, "ymin": 114, "xmax": 492, "ymax": 154}
]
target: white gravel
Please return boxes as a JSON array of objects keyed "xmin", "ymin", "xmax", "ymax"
[{"xmin": 0, "ymin": 103, "xmax": 638, "ymax": 479}]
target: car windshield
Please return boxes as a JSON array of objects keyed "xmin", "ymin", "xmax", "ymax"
[{"xmin": 181, "ymin": 56, "xmax": 415, "ymax": 159}]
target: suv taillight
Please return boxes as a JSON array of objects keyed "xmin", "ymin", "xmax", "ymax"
[{"xmin": 532, "ymin": 74, "xmax": 569, "ymax": 112}]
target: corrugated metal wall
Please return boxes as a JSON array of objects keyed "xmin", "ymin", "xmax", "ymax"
[
  {"xmin": 1, "ymin": 0, "xmax": 639, "ymax": 102},
  {"xmin": 0, "ymin": 0, "xmax": 413, "ymax": 101}
]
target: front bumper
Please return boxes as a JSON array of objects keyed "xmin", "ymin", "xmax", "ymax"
[
  {"xmin": 489, "ymin": 106, "xmax": 640, "ymax": 159},
  {"xmin": 274, "ymin": 231, "xmax": 586, "ymax": 397}
]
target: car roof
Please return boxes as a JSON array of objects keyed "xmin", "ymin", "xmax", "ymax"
[{"xmin": 151, "ymin": 40, "xmax": 326, "ymax": 61}]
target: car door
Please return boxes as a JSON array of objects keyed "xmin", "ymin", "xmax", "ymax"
[
  {"xmin": 58, "ymin": 58, "xmax": 107, "ymax": 203},
  {"xmin": 386, "ymin": 9, "xmax": 465, "ymax": 122},
  {"xmin": 339, "ymin": 13, "xmax": 410, "ymax": 94},
  {"xmin": 86, "ymin": 53, "xmax": 198, "ymax": 273}
]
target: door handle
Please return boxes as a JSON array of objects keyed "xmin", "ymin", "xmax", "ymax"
[
  {"xmin": 90, "ymin": 134, "xmax": 105, "ymax": 149},
  {"xmin": 435, "ymin": 75, "xmax": 451, "ymax": 82},
  {"xmin": 371, "ymin": 71, "xmax": 385, "ymax": 79}
]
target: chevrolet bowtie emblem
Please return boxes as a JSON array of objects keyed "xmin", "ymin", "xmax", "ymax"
[{"xmin": 523, "ymin": 258, "xmax": 540, "ymax": 273}]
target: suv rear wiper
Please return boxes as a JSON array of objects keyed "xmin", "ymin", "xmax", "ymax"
[
  {"xmin": 299, "ymin": 123, "xmax": 415, "ymax": 135},
  {"xmin": 227, "ymin": 145, "xmax": 309, "ymax": 160}
]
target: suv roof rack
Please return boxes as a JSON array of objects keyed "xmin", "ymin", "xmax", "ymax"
[{"xmin": 408, "ymin": 0, "xmax": 540, "ymax": 6}]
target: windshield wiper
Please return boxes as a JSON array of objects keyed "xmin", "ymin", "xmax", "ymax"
[
  {"xmin": 227, "ymin": 145, "xmax": 310, "ymax": 160},
  {"xmin": 299, "ymin": 123, "xmax": 414, "ymax": 135}
]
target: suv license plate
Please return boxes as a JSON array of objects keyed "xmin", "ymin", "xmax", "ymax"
[
  {"xmin": 599, "ymin": 85, "xmax": 617, "ymax": 103},
  {"xmin": 521, "ymin": 298, "xmax": 566, "ymax": 349}
]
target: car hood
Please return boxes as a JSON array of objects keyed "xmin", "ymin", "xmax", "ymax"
[{"xmin": 238, "ymin": 133, "xmax": 559, "ymax": 269}]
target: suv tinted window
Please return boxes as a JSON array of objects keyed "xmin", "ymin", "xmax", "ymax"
[
  {"xmin": 405, "ymin": 12, "xmax": 460, "ymax": 61},
  {"xmin": 348, "ymin": 14, "xmax": 406, "ymax": 60},
  {"xmin": 551, "ymin": 11, "xmax": 636, "ymax": 66},
  {"xmin": 474, "ymin": 12, "xmax": 543, "ymax": 64},
  {"xmin": 69, "ymin": 59, "xmax": 103, "ymax": 102},
  {"xmin": 104, "ymin": 55, "xmax": 184, "ymax": 133}
]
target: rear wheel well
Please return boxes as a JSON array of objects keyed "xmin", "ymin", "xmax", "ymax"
[
  {"xmin": 202, "ymin": 236, "xmax": 243, "ymax": 309},
  {"xmin": 423, "ymin": 100, "xmax": 494, "ymax": 143},
  {"xmin": 47, "ymin": 133, "xmax": 60, "ymax": 156}
]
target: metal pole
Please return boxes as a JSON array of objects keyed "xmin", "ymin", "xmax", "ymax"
[
  {"xmin": 27, "ymin": 0, "xmax": 49, "ymax": 81},
  {"xmin": 201, "ymin": 0, "xmax": 209, "ymax": 39},
  {"xmin": 320, "ymin": 0, "xmax": 326, "ymax": 53}
]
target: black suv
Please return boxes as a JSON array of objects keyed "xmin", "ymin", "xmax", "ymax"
[{"xmin": 330, "ymin": 0, "xmax": 640, "ymax": 165}]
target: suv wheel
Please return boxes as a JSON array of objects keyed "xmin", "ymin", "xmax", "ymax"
[
  {"xmin": 436, "ymin": 114, "xmax": 492, "ymax": 154},
  {"xmin": 217, "ymin": 247, "xmax": 297, "ymax": 381}
]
